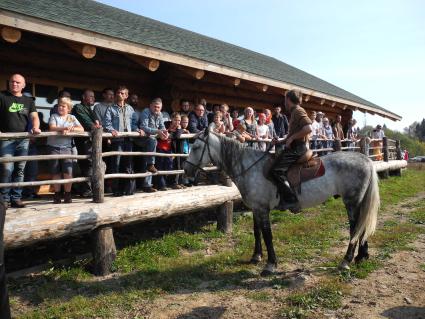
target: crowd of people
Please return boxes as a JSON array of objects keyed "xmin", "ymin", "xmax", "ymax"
[{"xmin": 0, "ymin": 73, "xmax": 386, "ymax": 207}]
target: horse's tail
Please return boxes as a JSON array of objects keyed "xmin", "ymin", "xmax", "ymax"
[{"xmin": 350, "ymin": 164, "xmax": 380, "ymax": 245}]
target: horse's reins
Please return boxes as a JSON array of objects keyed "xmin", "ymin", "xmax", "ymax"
[{"xmin": 185, "ymin": 132, "xmax": 272, "ymax": 180}]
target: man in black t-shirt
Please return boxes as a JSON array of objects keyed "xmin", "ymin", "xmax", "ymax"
[{"xmin": 0, "ymin": 74, "xmax": 41, "ymax": 208}]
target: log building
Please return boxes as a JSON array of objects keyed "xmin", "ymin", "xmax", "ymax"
[{"xmin": 0, "ymin": 0, "xmax": 401, "ymax": 125}]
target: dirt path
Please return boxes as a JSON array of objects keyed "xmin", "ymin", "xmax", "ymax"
[
  {"xmin": 335, "ymin": 192, "xmax": 425, "ymax": 319},
  {"xmin": 336, "ymin": 234, "xmax": 425, "ymax": 319},
  {"xmin": 135, "ymin": 194, "xmax": 425, "ymax": 319}
]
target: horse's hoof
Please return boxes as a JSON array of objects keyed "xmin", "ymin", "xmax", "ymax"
[
  {"xmin": 354, "ymin": 254, "xmax": 369, "ymax": 264},
  {"xmin": 260, "ymin": 263, "xmax": 277, "ymax": 276},
  {"xmin": 338, "ymin": 260, "xmax": 350, "ymax": 271},
  {"xmin": 250, "ymin": 254, "xmax": 262, "ymax": 264}
]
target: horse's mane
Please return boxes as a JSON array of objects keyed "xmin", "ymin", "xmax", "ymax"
[{"xmin": 214, "ymin": 133, "xmax": 269, "ymax": 176}]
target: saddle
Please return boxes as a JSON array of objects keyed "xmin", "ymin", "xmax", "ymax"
[{"xmin": 287, "ymin": 149, "xmax": 325, "ymax": 193}]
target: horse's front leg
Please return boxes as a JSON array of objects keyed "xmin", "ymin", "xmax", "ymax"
[
  {"xmin": 250, "ymin": 214, "xmax": 263, "ymax": 264},
  {"xmin": 256, "ymin": 210, "xmax": 277, "ymax": 276}
]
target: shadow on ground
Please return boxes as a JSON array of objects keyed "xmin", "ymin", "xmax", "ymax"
[
  {"xmin": 176, "ymin": 306, "xmax": 226, "ymax": 319},
  {"xmin": 382, "ymin": 306, "xmax": 425, "ymax": 319}
]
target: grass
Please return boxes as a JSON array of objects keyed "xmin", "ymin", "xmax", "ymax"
[
  {"xmin": 280, "ymin": 279, "xmax": 346, "ymax": 319},
  {"xmin": 9, "ymin": 168, "xmax": 425, "ymax": 318}
]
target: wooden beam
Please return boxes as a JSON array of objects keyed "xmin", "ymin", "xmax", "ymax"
[
  {"xmin": 177, "ymin": 66, "xmax": 205, "ymax": 80},
  {"xmin": 304, "ymin": 95, "xmax": 310, "ymax": 102},
  {"xmin": 3, "ymin": 184, "xmax": 241, "ymax": 249},
  {"xmin": 331, "ymin": 102, "xmax": 336, "ymax": 108},
  {"xmin": 259, "ymin": 84, "xmax": 268, "ymax": 92},
  {"xmin": 234, "ymin": 78, "xmax": 241, "ymax": 86},
  {"xmin": 127, "ymin": 55, "xmax": 160, "ymax": 71},
  {"xmin": 64, "ymin": 41, "xmax": 96, "ymax": 59},
  {"xmin": 1, "ymin": 26, "xmax": 21, "ymax": 43},
  {"xmin": 320, "ymin": 98, "xmax": 326, "ymax": 105}
]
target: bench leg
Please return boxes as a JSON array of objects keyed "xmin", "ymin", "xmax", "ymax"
[
  {"xmin": 378, "ymin": 169, "xmax": 389, "ymax": 179},
  {"xmin": 217, "ymin": 200, "xmax": 233, "ymax": 234},
  {"xmin": 389, "ymin": 168, "xmax": 402, "ymax": 177},
  {"xmin": 92, "ymin": 226, "xmax": 116, "ymax": 276}
]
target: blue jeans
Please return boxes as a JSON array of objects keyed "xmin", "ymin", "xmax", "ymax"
[
  {"xmin": 0, "ymin": 139, "xmax": 30, "ymax": 202},
  {"xmin": 134, "ymin": 137, "xmax": 157, "ymax": 188},
  {"xmin": 154, "ymin": 149, "xmax": 175, "ymax": 189},
  {"xmin": 110, "ymin": 140, "xmax": 134, "ymax": 194}
]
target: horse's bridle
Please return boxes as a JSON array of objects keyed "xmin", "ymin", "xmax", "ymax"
[
  {"xmin": 185, "ymin": 131, "xmax": 272, "ymax": 180},
  {"xmin": 184, "ymin": 132, "xmax": 214, "ymax": 179}
]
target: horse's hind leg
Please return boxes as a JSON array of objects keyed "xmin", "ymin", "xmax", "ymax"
[
  {"xmin": 339, "ymin": 212, "xmax": 358, "ymax": 270},
  {"xmin": 355, "ymin": 235, "xmax": 369, "ymax": 263},
  {"xmin": 250, "ymin": 214, "xmax": 263, "ymax": 264}
]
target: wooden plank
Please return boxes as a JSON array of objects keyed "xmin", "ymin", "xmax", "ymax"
[
  {"xmin": 0, "ymin": 177, "xmax": 89, "ymax": 189},
  {"xmin": 0, "ymin": 154, "xmax": 89, "ymax": 163},
  {"xmin": 0, "ymin": 11, "xmax": 401, "ymax": 121},
  {"xmin": 3, "ymin": 185, "xmax": 242, "ymax": 249}
]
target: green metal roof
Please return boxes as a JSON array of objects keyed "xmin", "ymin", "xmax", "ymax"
[{"xmin": 0, "ymin": 0, "xmax": 400, "ymax": 119}]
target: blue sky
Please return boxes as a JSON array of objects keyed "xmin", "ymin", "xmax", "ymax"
[{"xmin": 97, "ymin": 0, "xmax": 425, "ymax": 131}]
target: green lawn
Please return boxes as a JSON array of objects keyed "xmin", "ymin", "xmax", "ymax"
[{"xmin": 9, "ymin": 168, "xmax": 425, "ymax": 319}]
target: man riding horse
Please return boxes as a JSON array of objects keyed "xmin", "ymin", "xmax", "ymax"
[{"xmin": 270, "ymin": 90, "xmax": 312, "ymax": 212}]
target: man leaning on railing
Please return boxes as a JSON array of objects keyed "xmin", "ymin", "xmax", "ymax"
[
  {"xmin": 131, "ymin": 97, "xmax": 168, "ymax": 193},
  {"xmin": 71, "ymin": 89, "xmax": 101, "ymax": 197},
  {"xmin": 0, "ymin": 74, "xmax": 41, "ymax": 208},
  {"xmin": 104, "ymin": 86, "xmax": 135, "ymax": 197}
]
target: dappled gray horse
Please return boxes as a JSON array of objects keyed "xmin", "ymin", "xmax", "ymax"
[{"xmin": 184, "ymin": 130, "xmax": 379, "ymax": 275}]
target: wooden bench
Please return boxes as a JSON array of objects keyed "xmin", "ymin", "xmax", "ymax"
[{"xmin": 4, "ymin": 184, "xmax": 241, "ymax": 275}]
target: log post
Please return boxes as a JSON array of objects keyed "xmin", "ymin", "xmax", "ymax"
[
  {"xmin": 91, "ymin": 127, "xmax": 104, "ymax": 203},
  {"xmin": 395, "ymin": 140, "xmax": 402, "ymax": 160},
  {"xmin": 383, "ymin": 137, "xmax": 389, "ymax": 162},
  {"xmin": 91, "ymin": 128, "xmax": 115, "ymax": 276},
  {"xmin": 0, "ymin": 201, "xmax": 11, "ymax": 319},
  {"xmin": 360, "ymin": 137, "xmax": 368, "ymax": 156},
  {"xmin": 333, "ymin": 139, "xmax": 342, "ymax": 152},
  {"xmin": 91, "ymin": 226, "xmax": 117, "ymax": 276},
  {"xmin": 1, "ymin": 26, "xmax": 21, "ymax": 43},
  {"xmin": 217, "ymin": 174, "xmax": 233, "ymax": 233},
  {"xmin": 390, "ymin": 139, "xmax": 402, "ymax": 176}
]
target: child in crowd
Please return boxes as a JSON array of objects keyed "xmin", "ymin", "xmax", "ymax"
[
  {"xmin": 179, "ymin": 114, "xmax": 192, "ymax": 187},
  {"xmin": 231, "ymin": 120, "xmax": 252, "ymax": 144},
  {"xmin": 47, "ymin": 97, "xmax": 84, "ymax": 203},
  {"xmin": 219, "ymin": 104, "xmax": 234, "ymax": 133},
  {"xmin": 257, "ymin": 113, "xmax": 271, "ymax": 151},
  {"xmin": 208, "ymin": 111, "xmax": 225, "ymax": 134},
  {"xmin": 155, "ymin": 112, "xmax": 184, "ymax": 190}
]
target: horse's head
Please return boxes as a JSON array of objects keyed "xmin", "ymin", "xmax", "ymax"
[{"xmin": 183, "ymin": 129, "xmax": 213, "ymax": 178}]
